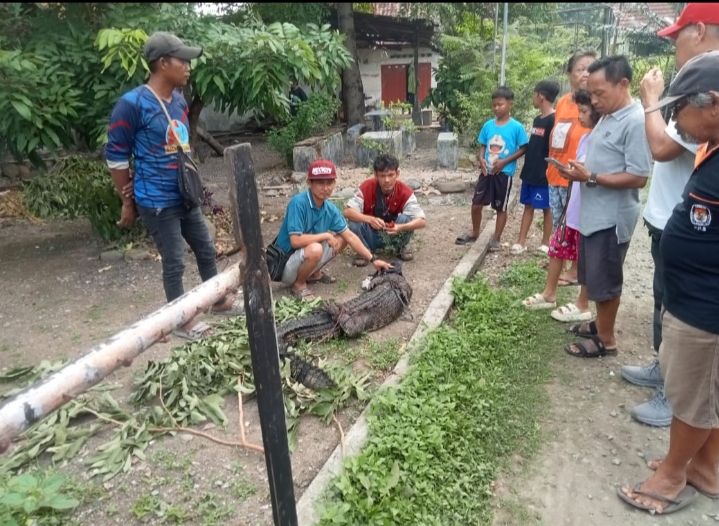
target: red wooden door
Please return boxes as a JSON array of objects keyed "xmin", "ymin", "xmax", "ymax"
[
  {"xmin": 381, "ymin": 64, "xmax": 407, "ymax": 107},
  {"xmin": 418, "ymin": 62, "xmax": 432, "ymax": 104}
]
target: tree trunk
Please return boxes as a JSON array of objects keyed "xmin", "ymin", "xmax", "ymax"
[
  {"xmin": 188, "ymin": 94, "xmax": 204, "ymax": 153},
  {"xmin": 338, "ymin": 3, "xmax": 366, "ymax": 126}
]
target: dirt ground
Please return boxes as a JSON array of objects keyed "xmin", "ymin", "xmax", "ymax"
[
  {"xmin": 0, "ymin": 130, "xmax": 495, "ymax": 525},
  {"xmin": 486, "ymin": 188, "xmax": 719, "ymax": 525}
]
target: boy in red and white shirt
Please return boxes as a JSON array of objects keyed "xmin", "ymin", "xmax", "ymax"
[{"xmin": 344, "ymin": 154, "xmax": 426, "ymax": 266}]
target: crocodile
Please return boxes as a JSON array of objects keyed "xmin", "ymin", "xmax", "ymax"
[{"xmin": 276, "ymin": 266, "xmax": 412, "ymax": 390}]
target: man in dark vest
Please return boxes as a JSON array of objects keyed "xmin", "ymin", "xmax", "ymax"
[{"xmin": 344, "ymin": 154, "xmax": 426, "ymax": 266}]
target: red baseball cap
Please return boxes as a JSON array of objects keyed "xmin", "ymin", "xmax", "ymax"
[
  {"xmin": 657, "ymin": 3, "xmax": 719, "ymax": 39},
  {"xmin": 307, "ymin": 159, "xmax": 337, "ymax": 180}
]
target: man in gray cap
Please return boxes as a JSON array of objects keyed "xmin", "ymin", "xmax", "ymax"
[
  {"xmin": 618, "ymin": 50, "xmax": 719, "ymax": 516},
  {"xmin": 105, "ymin": 32, "xmax": 243, "ymax": 341},
  {"xmin": 621, "ymin": 2, "xmax": 719, "ymax": 428}
]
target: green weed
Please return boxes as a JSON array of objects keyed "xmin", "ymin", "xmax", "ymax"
[
  {"xmin": 0, "ymin": 471, "xmax": 80, "ymax": 525},
  {"xmin": 498, "ymin": 260, "xmax": 548, "ymax": 289},
  {"xmin": 317, "ymin": 262, "xmax": 567, "ymax": 525}
]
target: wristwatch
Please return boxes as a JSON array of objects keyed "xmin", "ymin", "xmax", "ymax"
[
  {"xmin": 586, "ymin": 172, "xmax": 598, "ymax": 188},
  {"xmin": 369, "ymin": 254, "xmax": 378, "ymax": 263}
]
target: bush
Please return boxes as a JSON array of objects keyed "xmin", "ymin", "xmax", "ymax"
[
  {"xmin": 268, "ymin": 92, "xmax": 340, "ymax": 166},
  {"xmin": 22, "ymin": 156, "xmax": 147, "ymax": 242}
]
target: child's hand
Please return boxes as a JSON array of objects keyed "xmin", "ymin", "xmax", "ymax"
[
  {"xmin": 490, "ymin": 158, "xmax": 507, "ymax": 174},
  {"xmin": 479, "ymin": 159, "xmax": 488, "ymax": 175}
]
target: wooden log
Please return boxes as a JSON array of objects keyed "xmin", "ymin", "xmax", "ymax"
[
  {"xmin": 0, "ymin": 267, "xmax": 241, "ymax": 453},
  {"xmin": 228, "ymin": 143, "xmax": 298, "ymax": 526},
  {"xmin": 198, "ymin": 126, "xmax": 225, "ymax": 157}
]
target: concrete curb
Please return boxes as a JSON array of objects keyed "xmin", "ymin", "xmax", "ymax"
[{"xmin": 296, "ymin": 188, "xmax": 520, "ymax": 525}]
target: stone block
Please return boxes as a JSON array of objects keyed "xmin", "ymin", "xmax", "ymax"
[
  {"xmin": 356, "ymin": 131, "xmax": 402, "ymax": 167},
  {"xmin": 345, "ymin": 124, "xmax": 367, "ymax": 162},
  {"xmin": 292, "ymin": 132, "xmax": 344, "ymax": 173},
  {"xmin": 400, "ymin": 125, "xmax": 416, "ymax": 155},
  {"xmin": 437, "ymin": 132, "xmax": 459, "ymax": 171},
  {"xmin": 421, "ymin": 109, "xmax": 432, "ymax": 126}
]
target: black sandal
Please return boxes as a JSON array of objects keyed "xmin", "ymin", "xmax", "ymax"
[
  {"xmin": 566, "ymin": 320, "xmax": 597, "ymax": 339},
  {"xmin": 565, "ymin": 335, "xmax": 618, "ymax": 358}
]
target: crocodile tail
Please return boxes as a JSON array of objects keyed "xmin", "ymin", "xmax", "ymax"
[{"xmin": 284, "ymin": 351, "xmax": 337, "ymax": 390}]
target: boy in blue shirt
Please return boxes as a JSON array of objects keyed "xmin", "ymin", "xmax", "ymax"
[{"xmin": 456, "ymin": 86, "xmax": 529, "ymax": 251}]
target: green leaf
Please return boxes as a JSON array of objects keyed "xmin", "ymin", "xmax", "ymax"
[
  {"xmin": 46, "ymin": 494, "xmax": 80, "ymax": 511},
  {"xmin": 10, "ymin": 100, "xmax": 32, "ymax": 121},
  {"xmin": 213, "ymin": 75, "xmax": 226, "ymax": 95},
  {"xmin": 0, "ymin": 492, "xmax": 25, "ymax": 507}
]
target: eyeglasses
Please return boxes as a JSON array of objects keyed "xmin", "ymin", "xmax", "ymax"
[{"xmin": 671, "ymin": 96, "xmax": 691, "ymax": 118}]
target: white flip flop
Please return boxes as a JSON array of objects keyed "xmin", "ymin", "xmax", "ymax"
[{"xmin": 510, "ymin": 243, "xmax": 527, "ymax": 255}]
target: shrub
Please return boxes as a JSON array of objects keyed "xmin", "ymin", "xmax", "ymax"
[
  {"xmin": 268, "ymin": 92, "xmax": 340, "ymax": 166},
  {"xmin": 22, "ymin": 156, "xmax": 147, "ymax": 242}
]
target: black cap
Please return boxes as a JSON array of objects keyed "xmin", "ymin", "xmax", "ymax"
[
  {"xmin": 645, "ymin": 50, "xmax": 719, "ymax": 113},
  {"xmin": 143, "ymin": 32, "xmax": 203, "ymax": 63}
]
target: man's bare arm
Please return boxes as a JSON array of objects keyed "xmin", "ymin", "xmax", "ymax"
[{"xmin": 644, "ymin": 111, "xmax": 689, "ymax": 162}]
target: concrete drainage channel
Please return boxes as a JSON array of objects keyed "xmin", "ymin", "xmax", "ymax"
[{"xmin": 296, "ymin": 188, "xmax": 520, "ymax": 525}]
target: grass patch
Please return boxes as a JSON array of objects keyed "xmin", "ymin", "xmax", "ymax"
[{"xmin": 317, "ymin": 261, "xmax": 567, "ymax": 525}]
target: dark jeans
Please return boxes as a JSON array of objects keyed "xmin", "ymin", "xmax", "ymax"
[
  {"xmin": 137, "ymin": 204, "xmax": 218, "ymax": 303},
  {"xmin": 348, "ymin": 214, "xmax": 413, "ymax": 253},
  {"xmin": 646, "ymin": 220, "xmax": 664, "ymax": 353}
]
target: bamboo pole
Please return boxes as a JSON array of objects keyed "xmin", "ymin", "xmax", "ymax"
[{"xmin": 0, "ymin": 266, "xmax": 241, "ymax": 453}]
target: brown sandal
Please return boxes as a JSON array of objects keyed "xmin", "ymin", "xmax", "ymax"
[
  {"xmin": 354, "ymin": 257, "xmax": 368, "ymax": 267},
  {"xmin": 397, "ymin": 251, "xmax": 414, "ymax": 261}
]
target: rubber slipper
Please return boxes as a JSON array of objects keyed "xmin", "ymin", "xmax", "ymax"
[
  {"xmin": 523, "ymin": 293, "xmax": 556, "ymax": 310},
  {"xmin": 488, "ymin": 240, "xmax": 501, "ymax": 252},
  {"xmin": 210, "ymin": 296, "xmax": 245, "ymax": 316},
  {"xmin": 307, "ymin": 271, "xmax": 336, "ymax": 284},
  {"xmin": 558, "ymin": 278, "xmax": 578, "ymax": 287},
  {"xmin": 537, "ymin": 245, "xmax": 549, "ymax": 255},
  {"xmin": 551, "ymin": 303, "xmax": 592, "ymax": 323},
  {"xmin": 510, "ymin": 244, "xmax": 527, "ymax": 255},
  {"xmin": 354, "ymin": 257, "xmax": 369, "ymax": 267},
  {"xmin": 643, "ymin": 452, "xmax": 719, "ymax": 500},
  {"xmin": 291, "ymin": 288, "xmax": 317, "ymax": 301},
  {"xmin": 455, "ymin": 233, "xmax": 477, "ymax": 245},
  {"xmin": 565, "ymin": 335, "xmax": 617, "ymax": 358},
  {"xmin": 397, "ymin": 251, "xmax": 414, "ymax": 261},
  {"xmin": 616, "ymin": 483, "xmax": 698, "ymax": 514},
  {"xmin": 566, "ymin": 320, "xmax": 597, "ymax": 338},
  {"xmin": 173, "ymin": 321, "xmax": 214, "ymax": 341}
]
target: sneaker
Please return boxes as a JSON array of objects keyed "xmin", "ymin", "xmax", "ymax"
[
  {"xmin": 621, "ymin": 360, "xmax": 664, "ymax": 388},
  {"xmin": 631, "ymin": 388, "xmax": 673, "ymax": 427}
]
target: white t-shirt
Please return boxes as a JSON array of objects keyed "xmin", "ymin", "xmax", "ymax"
[{"xmin": 642, "ymin": 120, "xmax": 698, "ymax": 230}]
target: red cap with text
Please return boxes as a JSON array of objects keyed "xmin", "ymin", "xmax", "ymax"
[
  {"xmin": 307, "ymin": 159, "xmax": 337, "ymax": 180},
  {"xmin": 657, "ymin": 3, "xmax": 719, "ymax": 39}
]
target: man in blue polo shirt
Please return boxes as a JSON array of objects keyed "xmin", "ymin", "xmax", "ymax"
[
  {"xmin": 105, "ymin": 32, "xmax": 242, "ymax": 341},
  {"xmin": 276, "ymin": 160, "xmax": 393, "ymax": 300}
]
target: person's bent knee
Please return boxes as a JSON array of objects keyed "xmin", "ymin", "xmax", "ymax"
[
  {"xmin": 348, "ymin": 221, "xmax": 363, "ymax": 236},
  {"xmin": 304, "ymin": 242, "xmax": 323, "ymax": 260}
]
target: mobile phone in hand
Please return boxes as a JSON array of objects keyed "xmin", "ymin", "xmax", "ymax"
[{"xmin": 545, "ymin": 157, "xmax": 569, "ymax": 170}]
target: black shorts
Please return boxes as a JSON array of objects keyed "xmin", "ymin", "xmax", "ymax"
[
  {"xmin": 472, "ymin": 172, "xmax": 513, "ymax": 211},
  {"xmin": 578, "ymin": 227, "xmax": 630, "ymax": 302}
]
